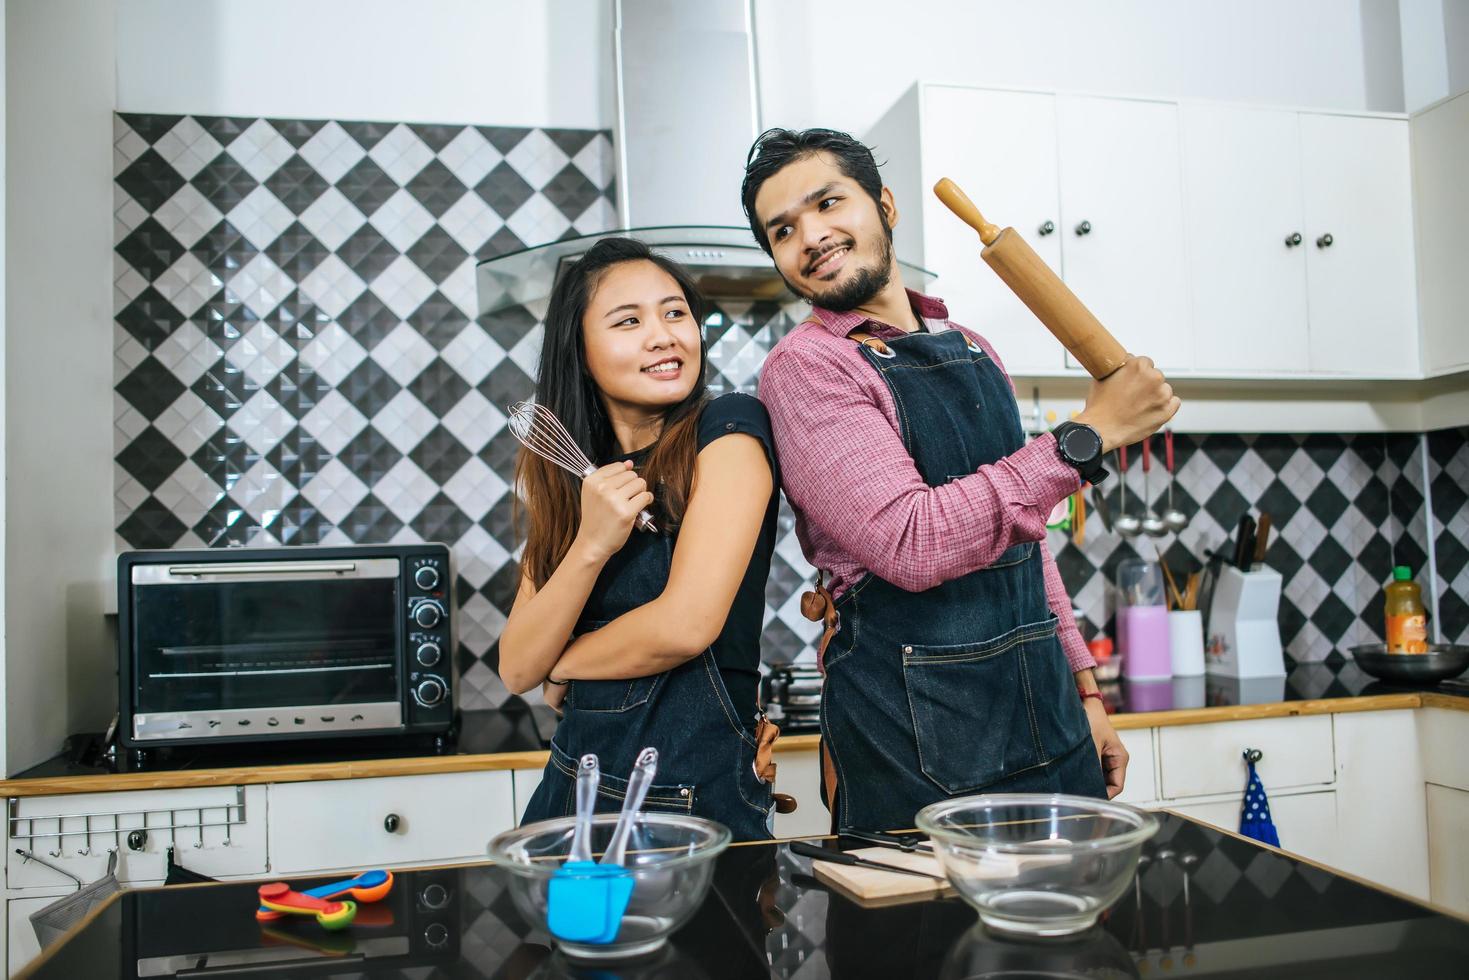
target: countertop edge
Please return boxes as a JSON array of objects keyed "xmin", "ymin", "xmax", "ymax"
[{"xmin": 3, "ymin": 692, "xmax": 1461, "ymax": 798}]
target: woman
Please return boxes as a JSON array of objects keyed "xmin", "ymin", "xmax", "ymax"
[{"xmin": 500, "ymin": 237, "xmax": 779, "ymax": 841}]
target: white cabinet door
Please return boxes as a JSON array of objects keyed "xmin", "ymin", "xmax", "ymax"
[
  {"xmin": 1300, "ymin": 114, "xmax": 1418, "ymax": 377},
  {"xmin": 1427, "ymin": 783, "xmax": 1469, "ymax": 916},
  {"xmin": 512, "ymin": 768, "xmax": 543, "ymax": 824},
  {"xmin": 1169, "ymin": 790, "xmax": 1337, "ymax": 868},
  {"xmin": 772, "ymin": 748, "xmax": 829, "ymax": 839},
  {"xmin": 1411, "ymin": 91, "xmax": 1469, "ymax": 376},
  {"xmin": 8, "ymin": 890, "xmax": 73, "ymax": 977},
  {"xmin": 1057, "ymin": 96, "xmax": 1192, "ymax": 372},
  {"xmin": 267, "ymin": 771, "xmax": 515, "ymax": 874},
  {"xmin": 921, "ymin": 86, "xmax": 1065, "ymax": 373},
  {"xmin": 1180, "ymin": 104, "xmax": 1309, "ymax": 374},
  {"xmin": 1157, "ymin": 714, "xmax": 1334, "ymax": 800}
]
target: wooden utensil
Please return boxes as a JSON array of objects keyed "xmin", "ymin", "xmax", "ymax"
[
  {"xmin": 933, "ymin": 178, "xmax": 1128, "ymax": 379},
  {"xmin": 1252, "ymin": 513, "xmax": 1272, "ymax": 568},
  {"xmin": 1183, "ymin": 572, "xmax": 1201, "ymax": 611},
  {"xmin": 1073, "ymin": 487, "xmax": 1086, "ymax": 546},
  {"xmin": 1152, "ymin": 541, "xmax": 1185, "ymax": 611}
]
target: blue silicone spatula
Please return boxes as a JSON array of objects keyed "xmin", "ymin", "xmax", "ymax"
[
  {"xmin": 547, "ymin": 753, "xmax": 616, "ymax": 942},
  {"xmin": 593, "ymin": 746, "xmax": 659, "ymax": 943}
]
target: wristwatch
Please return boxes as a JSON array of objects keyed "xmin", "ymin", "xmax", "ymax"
[{"xmin": 1052, "ymin": 421, "xmax": 1108, "ymax": 485}]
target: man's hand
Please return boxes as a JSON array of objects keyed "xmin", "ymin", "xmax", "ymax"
[
  {"xmin": 1083, "ymin": 698, "xmax": 1128, "ymax": 798},
  {"xmin": 542, "ymin": 680, "xmax": 567, "ymax": 714},
  {"xmin": 1075, "ymin": 355, "xmax": 1180, "ymax": 453}
]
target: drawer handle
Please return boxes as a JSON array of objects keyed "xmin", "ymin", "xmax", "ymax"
[
  {"xmin": 384, "ymin": 813, "xmax": 401, "ymax": 834},
  {"xmin": 1243, "ymin": 748, "xmax": 1263, "ymax": 764}
]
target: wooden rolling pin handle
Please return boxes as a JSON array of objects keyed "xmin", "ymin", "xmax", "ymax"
[
  {"xmin": 932, "ymin": 177, "xmax": 1129, "ymax": 380},
  {"xmin": 933, "ymin": 178, "xmax": 1000, "ymax": 246}
]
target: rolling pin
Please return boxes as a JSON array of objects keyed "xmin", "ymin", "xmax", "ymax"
[{"xmin": 933, "ymin": 178, "xmax": 1128, "ymax": 380}]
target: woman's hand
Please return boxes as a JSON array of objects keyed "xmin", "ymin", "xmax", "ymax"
[
  {"xmin": 572, "ymin": 461, "xmax": 655, "ymax": 563},
  {"xmin": 542, "ymin": 680, "xmax": 568, "ymax": 714},
  {"xmin": 1084, "ymin": 698, "xmax": 1129, "ymax": 798}
]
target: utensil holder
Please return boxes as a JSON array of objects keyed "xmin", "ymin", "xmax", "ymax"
[
  {"xmin": 1168, "ymin": 610, "xmax": 1205, "ymax": 677},
  {"xmin": 1205, "ymin": 566, "xmax": 1285, "ymax": 678}
]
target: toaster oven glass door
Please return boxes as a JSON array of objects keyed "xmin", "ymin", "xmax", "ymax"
[{"xmin": 130, "ymin": 558, "xmax": 401, "ymax": 719}]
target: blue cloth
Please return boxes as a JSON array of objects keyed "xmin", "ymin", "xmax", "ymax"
[
  {"xmin": 819, "ymin": 327, "xmax": 1105, "ymax": 834},
  {"xmin": 1239, "ymin": 757, "xmax": 1280, "ymax": 847}
]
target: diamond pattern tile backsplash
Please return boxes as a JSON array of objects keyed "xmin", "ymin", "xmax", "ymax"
[{"xmin": 113, "ymin": 112, "xmax": 1468, "ymax": 712}]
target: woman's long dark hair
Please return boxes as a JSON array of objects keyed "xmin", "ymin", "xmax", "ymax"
[{"xmin": 516, "ymin": 237, "xmax": 711, "ymax": 588}]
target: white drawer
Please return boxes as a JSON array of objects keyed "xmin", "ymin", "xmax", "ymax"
[
  {"xmin": 6, "ymin": 785, "xmax": 267, "ymax": 889},
  {"xmin": 267, "ymin": 771, "xmax": 515, "ymax": 874},
  {"xmin": 772, "ymin": 749, "xmax": 828, "ymax": 839},
  {"xmin": 1168, "ymin": 790, "xmax": 1337, "ymax": 867},
  {"xmin": 1158, "ymin": 715, "xmax": 1334, "ymax": 800},
  {"xmin": 1113, "ymin": 728, "xmax": 1157, "ymax": 805}
]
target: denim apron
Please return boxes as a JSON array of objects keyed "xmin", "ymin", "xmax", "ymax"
[
  {"xmin": 520, "ymin": 527, "xmax": 775, "ymax": 841},
  {"xmin": 820, "ymin": 327, "xmax": 1105, "ymax": 833}
]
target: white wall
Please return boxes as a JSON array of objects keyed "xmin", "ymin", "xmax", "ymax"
[
  {"xmin": 755, "ymin": 0, "xmax": 1401, "ymax": 136},
  {"xmin": 116, "ymin": 0, "xmax": 616, "ymax": 128},
  {"xmin": 5, "ymin": 0, "xmax": 116, "ymax": 774}
]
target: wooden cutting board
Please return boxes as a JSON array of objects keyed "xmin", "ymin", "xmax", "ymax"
[{"xmin": 811, "ymin": 847, "xmax": 953, "ymax": 907}]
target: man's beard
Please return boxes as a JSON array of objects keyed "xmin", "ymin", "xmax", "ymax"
[{"xmin": 785, "ymin": 228, "xmax": 895, "ymax": 312}]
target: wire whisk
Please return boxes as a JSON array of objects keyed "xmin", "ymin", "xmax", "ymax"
[{"xmin": 507, "ymin": 401, "xmax": 657, "ymax": 532}]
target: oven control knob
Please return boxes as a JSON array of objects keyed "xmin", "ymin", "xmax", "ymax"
[
  {"xmin": 413, "ymin": 601, "xmax": 444, "ymax": 629},
  {"xmin": 416, "ymin": 642, "xmax": 442, "ymax": 667},
  {"xmin": 415, "ymin": 677, "xmax": 446, "ymax": 706},
  {"xmin": 414, "ymin": 565, "xmax": 440, "ymax": 591}
]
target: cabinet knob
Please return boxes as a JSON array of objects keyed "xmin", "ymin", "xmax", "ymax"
[
  {"xmin": 1316, "ymin": 233, "xmax": 1333, "ymax": 249},
  {"xmin": 1037, "ymin": 220, "xmax": 1055, "ymax": 236},
  {"xmin": 1074, "ymin": 220, "xmax": 1092, "ymax": 236},
  {"xmin": 384, "ymin": 813, "xmax": 401, "ymax": 833},
  {"xmin": 127, "ymin": 829, "xmax": 148, "ymax": 851},
  {"xmin": 1284, "ymin": 232, "xmax": 1302, "ymax": 247}
]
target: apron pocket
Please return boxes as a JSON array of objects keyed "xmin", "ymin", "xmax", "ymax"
[
  {"xmin": 595, "ymin": 779, "xmax": 695, "ymax": 815},
  {"xmin": 567, "ymin": 674, "xmax": 662, "ymax": 713},
  {"xmin": 901, "ymin": 617, "xmax": 1060, "ymax": 794}
]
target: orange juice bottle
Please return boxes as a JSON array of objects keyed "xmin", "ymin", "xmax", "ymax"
[{"xmin": 1385, "ymin": 566, "xmax": 1428, "ymax": 654}]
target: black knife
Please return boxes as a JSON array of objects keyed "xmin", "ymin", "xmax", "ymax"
[
  {"xmin": 839, "ymin": 828, "xmax": 934, "ymax": 854},
  {"xmin": 788, "ymin": 840, "xmax": 946, "ymax": 880}
]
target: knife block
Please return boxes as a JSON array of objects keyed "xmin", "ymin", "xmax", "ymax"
[{"xmin": 1205, "ymin": 566, "xmax": 1285, "ymax": 678}]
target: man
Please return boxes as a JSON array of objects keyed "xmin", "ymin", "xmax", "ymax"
[{"xmin": 744, "ymin": 128, "xmax": 1179, "ymax": 832}]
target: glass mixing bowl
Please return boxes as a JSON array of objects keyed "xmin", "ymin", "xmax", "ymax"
[
  {"xmin": 487, "ymin": 813, "xmax": 730, "ymax": 961},
  {"xmin": 916, "ymin": 793, "xmax": 1158, "ymax": 938}
]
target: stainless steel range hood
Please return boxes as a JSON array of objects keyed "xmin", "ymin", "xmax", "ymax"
[{"xmin": 475, "ymin": 0, "xmax": 930, "ymax": 316}]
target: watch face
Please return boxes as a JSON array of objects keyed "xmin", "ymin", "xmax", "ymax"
[{"xmin": 1062, "ymin": 426, "xmax": 1101, "ymax": 463}]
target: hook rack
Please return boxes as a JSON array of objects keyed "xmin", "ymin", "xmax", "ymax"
[{"xmin": 7, "ymin": 786, "xmax": 246, "ymax": 859}]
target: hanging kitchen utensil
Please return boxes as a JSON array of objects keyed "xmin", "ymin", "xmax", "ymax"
[
  {"xmin": 1252, "ymin": 513, "xmax": 1272, "ymax": 569},
  {"xmin": 1115, "ymin": 446, "xmax": 1142, "ymax": 539},
  {"xmin": 1141, "ymin": 437, "xmax": 1168, "ymax": 537},
  {"xmin": 508, "ymin": 401, "xmax": 657, "ymax": 532},
  {"xmin": 548, "ymin": 754, "xmax": 617, "ymax": 943},
  {"xmin": 1092, "ymin": 481, "xmax": 1114, "ymax": 533},
  {"xmin": 933, "ymin": 179, "xmax": 1127, "ymax": 379},
  {"xmin": 1162, "ymin": 429, "xmax": 1188, "ymax": 532}
]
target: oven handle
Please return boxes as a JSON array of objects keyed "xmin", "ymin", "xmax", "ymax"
[{"xmin": 166, "ymin": 561, "xmax": 359, "ymax": 577}]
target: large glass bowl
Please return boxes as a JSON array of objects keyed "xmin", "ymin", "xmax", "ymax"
[
  {"xmin": 487, "ymin": 813, "xmax": 730, "ymax": 961},
  {"xmin": 916, "ymin": 794, "xmax": 1158, "ymax": 938}
]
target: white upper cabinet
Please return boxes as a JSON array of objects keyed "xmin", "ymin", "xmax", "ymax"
[
  {"xmin": 1410, "ymin": 90, "xmax": 1469, "ymax": 378},
  {"xmin": 1180, "ymin": 103, "xmax": 1309, "ymax": 374},
  {"xmin": 873, "ymin": 83, "xmax": 1427, "ymax": 382},
  {"xmin": 1057, "ymin": 95, "xmax": 1191, "ymax": 372},
  {"xmin": 917, "ymin": 86, "xmax": 1066, "ymax": 373},
  {"xmin": 1300, "ymin": 114, "xmax": 1418, "ymax": 377}
]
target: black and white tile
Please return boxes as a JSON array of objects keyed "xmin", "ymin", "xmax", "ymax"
[
  {"xmin": 112, "ymin": 112, "xmax": 1466, "ymax": 708},
  {"xmin": 1047, "ymin": 432, "xmax": 1440, "ymax": 665},
  {"xmin": 112, "ymin": 113, "xmax": 620, "ymax": 711}
]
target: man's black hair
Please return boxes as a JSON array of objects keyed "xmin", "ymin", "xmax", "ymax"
[{"xmin": 740, "ymin": 128, "xmax": 884, "ymax": 255}]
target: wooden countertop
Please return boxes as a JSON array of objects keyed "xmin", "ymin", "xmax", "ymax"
[{"xmin": 3, "ymin": 691, "xmax": 1463, "ymax": 799}]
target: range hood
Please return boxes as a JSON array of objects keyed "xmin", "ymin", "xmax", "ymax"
[{"xmin": 476, "ymin": 0, "xmax": 930, "ymax": 316}]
